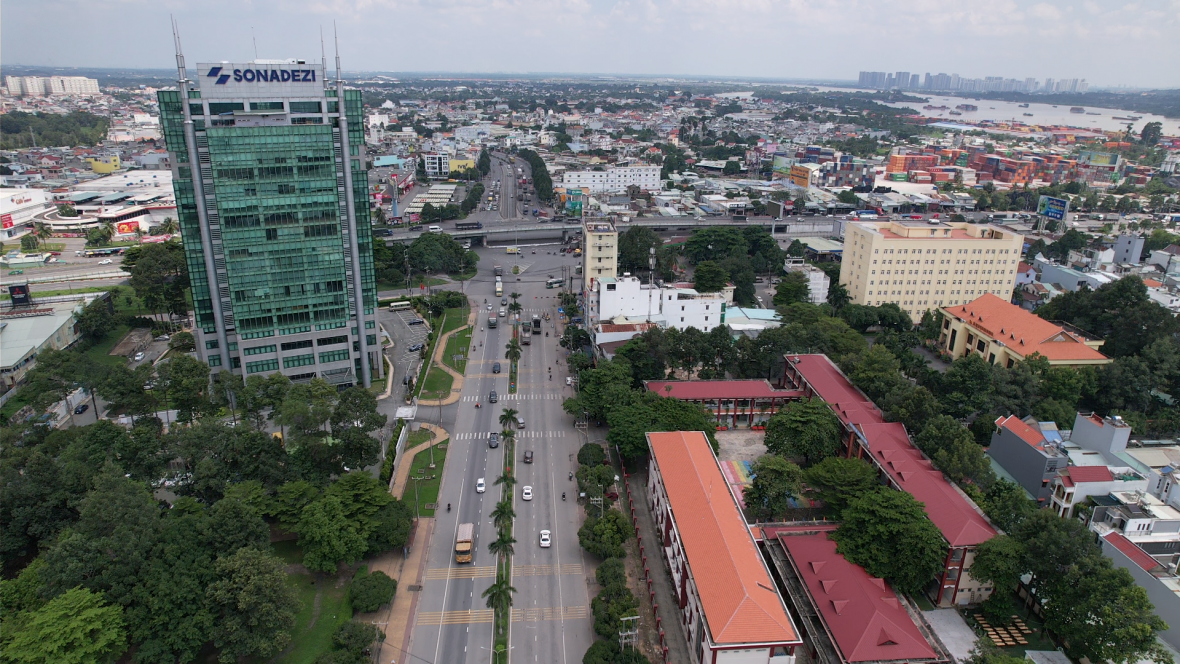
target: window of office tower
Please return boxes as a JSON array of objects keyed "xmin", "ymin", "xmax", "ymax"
[{"xmin": 207, "ymin": 125, "xmax": 351, "ymax": 338}]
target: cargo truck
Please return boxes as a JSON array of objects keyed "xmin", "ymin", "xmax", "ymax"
[
  {"xmin": 455, "ymin": 523, "xmax": 474, "ymax": 563},
  {"xmin": 532, "ymin": 316, "xmax": 542, "ymax": 334},
  {"xmin": 521, "ymin": 326, "xmax": 531, "ymax": 345},
  {"xmin": 493, "ymin": 265, "xmax": 503, "ymax": 276}
]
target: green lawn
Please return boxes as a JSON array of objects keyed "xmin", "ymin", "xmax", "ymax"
[
  {"xmin": 406, "ymin": 441, "xmax": 449, "ymax": 517},
  {"xmin": 271, "ymin": 540, "xmax": 304, "ymax": 565},
  {"xmin": 419, "ymin": 365, "xmax": 453, "ymax": 400},
  {"xmin": 82, "ymin": 324, "xmax": 132, "ymax": 368},
  {"xmin": 273, "ymin": 572, "xmax": 352, "ymax": 664},
  {"xmin": 443, "ymin": 327, "xmax": 473, "ymax": 374},
  {"xmin": 439, "ymin": 306, "xmax": 469, "ymax": 335}
]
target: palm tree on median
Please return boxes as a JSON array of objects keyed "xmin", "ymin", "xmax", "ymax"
[
  {"xmin": 491, "ymin": 500, "xmax": 515, "ymax": 532},
  {"xmin": 499, "ymin": 408, "xmax": 518, "ymax": 430},
  {"xmin": 504, "ymin": 338, "xmax": 521, "ymax": 365},
  {"xmin": 482, "ymin": 576, "xmax": 517, "ymax": 619},
  {"xmin": 487, "ymin": 533, "xmax": 516, "ymax": 561},
  {"xmin": 494, "ymin": 471, "xmax": 517, "ymax": 491}
]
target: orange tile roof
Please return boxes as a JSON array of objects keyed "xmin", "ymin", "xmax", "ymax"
[
  {"xmin": 944, "ymin": 294, "xmax": 1109, "ymax": 363},
  {"xmin": 648, "ymin": 431, "xmax": 800, "ymax": 646},
  {"xmin": 994, "ymin": 415, "xmax": 1046, "ymax": 448}
]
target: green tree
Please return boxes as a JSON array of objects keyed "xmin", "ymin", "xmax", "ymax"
[
  {"xmin": 826, "ymin": 281, "xmax": 851, "ymax": 310},
  {"xmin": 849, "ymin": 345, "xmax": 906, "ymax": 402},
  {"xmin": 692, "ymin": 260, "xmax": 729, "ymax": 292},
  {"xmin": 20, "ymin": 233, "xmax": 40, "ymax": 252},
  {"xmin": 491, "ymin": 499, "xmax": 516, "ymax": 532},
  {"xmin": 505, "ymin": 337, "xmax": 522, "ymax": 364},
  {"xmin": 205, "ymin": 547, "xmax": 301, "ymax": 663},
  {"xmin": 916, "ymin": 415, "xmax": 995, "ymax": 487},
  {"xmin": 832, "ymin": 487, "xmax": 948, "ymax": 595},
  {"xmin": 583, "ymin": 639, "xmax": 652, "ymax": 664},
  {"xmin": 617, "ymin": 226, "xmax": 663, "ymax": 276},
  {"xmin": 2, "ymin": 587, "xmax": 127, "ymax": 664},
  {"xmin": 578, "ymin": 509, "xmax": 631, "ymax": 558},
  {"xmin": 722, "ymin": 160, "xmax": 741, "ymax": 176},
  {"xmin": 295, "ymin": 495, "xmax": 368, "ymax": 574},
  {"xmin": 481, "ymin": 577, "xmax": 517, "ymax": 613},
  {"xmin": 763, "ymin": 397, "xmax": 842, "ymax": 465},
  {"xmin": 837, "ymin": 189, "xmax": 860, "ymax": 205},
  {"xmin": 591, "ymin": 577, "xmax": 639, "ymax": 639},
  {"xmin": 488, "ymin": 532, "xmax": 517, "ymax": 561},
  {"xmin": 606, "ymin": 392, "xmax": 717, "ymax": 461},
  {"xmin": 1141, "ymin": 121, "xmax": 1163, "ymax": 146},
  {"xmin": 774, "ymin": 271, "xmax": 810, "ymax": 306},
  {"xmin": 802, "ymin": 457, "xmax": 879, "ymax": 516},
  {"xmin": 733, "ymin": 269, "xmax": 757, "ymax": 306},
  {"xmin": 881, "ymin": 385, "xmax": 941, "ymax": 433},
  {"xmin": 742, "ymin": 455, "xmax": 804, "ymax": 520},
  {"xmin": 978, "ymin": 479, "xmax": 1036, "ymax": 535},
  {"xmin": 349, "ymin": 567, "xmax": 397, "ymax": 612},
  {"xmin": 157, "ymin": 355, "xmax": 211, "ymax": 423}
]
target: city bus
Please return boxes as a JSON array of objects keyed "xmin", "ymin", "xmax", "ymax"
[
  {"xmin": 546, "ymin": 278, "xmax": 563, "ymax": 289},
  {"xmin": 495, "ymin": 282, "xmax": 503, "ymax": 297}
]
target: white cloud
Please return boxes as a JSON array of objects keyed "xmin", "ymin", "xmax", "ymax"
[{"xmin": 2, "ymin": 0, "xmax": 1178, "ymax": 86}]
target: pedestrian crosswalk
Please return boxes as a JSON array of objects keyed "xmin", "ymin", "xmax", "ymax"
[
  {"xmin": 425, "ymin": 566, "xmax": 496, "ymax": 580},
  {"xmin": 423, "ymin": 563, "xmax": 583, "ymax": 580},
  {"xmin": 417, "ymin": 606, "xmax": 588, "ymax": 626},
  {"xmin": 452, "ymin": 430, "xmax": 568, "ymax": 440},
  {"xmin": 460, "ymin": 393, "xmax": 562, "ymax": 402},
  {"xmin": 513, "ymin": 563, "xmax": 583, "ymax": 577},
  {"xmin": 417, "ymin": 609, "xmax": 494, "ymax": 626},
  {"xmin": 512, "ymin": 605, "xmax": 588, "ymax": 622}
]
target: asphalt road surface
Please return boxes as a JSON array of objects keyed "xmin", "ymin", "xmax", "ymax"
[{"xmin": 408, "ymin": 247, "xmax": 591, "ymax": 664}]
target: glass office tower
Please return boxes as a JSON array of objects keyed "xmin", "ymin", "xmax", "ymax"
[{"xmin": 158, "ymin": 59, "xmax": 379, "ymax": 387}]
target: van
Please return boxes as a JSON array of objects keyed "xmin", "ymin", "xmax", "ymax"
[
  {"xmin": 515, "ymin": 416, "xmax": 526, "ymax": 429},
  {"xmin": 427, "ymin": 225, "xmax": 443, "ymax": 232}
]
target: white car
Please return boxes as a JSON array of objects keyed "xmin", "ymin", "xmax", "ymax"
[
  {"xmin": 566, "ymin": 376, "xmax": 573, "ymax": 386},
  {"xmin": 476, "ymin": 478, "xmax": 486, "ymax": 493},
  {"xmin": 539, "ymin": 530, "xmax": 551, "ymax": 548},
  {"xmin": 98, "ymin": 259, "xmax": 113, "ymax": 265},
  {"xmin": 522, "ymin": 486, "xmax": 533, "ymax": 501},
  {"xmin": 133, "ymin": 352, "xmax": 145, "ymax": 361}
]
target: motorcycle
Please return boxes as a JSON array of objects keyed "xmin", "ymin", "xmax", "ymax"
[
  {"xmin": 447, "ymin": 503, "xmax": 451, "ymax": 512},
  {"xmin": 562, "ymin": 492, "xmax": 566, "ymax": 501},
  {"xmin": 475, "ymin": 402, "xmax": 481, "ymax": 409},
  {"xmin": 569, "ymin": 471, "xmax": 573, "ymax": 481}
]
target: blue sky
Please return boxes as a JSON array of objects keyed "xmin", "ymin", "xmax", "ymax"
[{"xmin": 3, "ymin": 0, "xmax": 1178, "ymax": 87}]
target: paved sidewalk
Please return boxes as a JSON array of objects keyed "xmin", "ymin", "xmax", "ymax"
[
  {"xmin": 627, "ymin": 471, "xmax": 691, "ymax": 664},
  {"xmin": 362, "ymin": 422, "xmax": 449, "ymax": 664},
  {"xmin": 418, "ymin": 305, "xmax": 477, "ymax": 407}
]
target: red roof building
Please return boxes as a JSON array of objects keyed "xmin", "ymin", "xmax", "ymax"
[
  {"xmin": 646, "ymin": 431, "xmax": 802, "ymax": 660},
  {"xmin": 940, "ymin": 294, "xmax": 1111, "ymax": 367},
  {"xmin": 644, "ymin": 380, "xmax": 804, "ymax": 427},
  {"xmin": 762, "ymin": 524, "xmax": 950, "ymax": 664},
  {"xmin": 780, "ymin": 354, "xmax": 997, "ymax": 607}
]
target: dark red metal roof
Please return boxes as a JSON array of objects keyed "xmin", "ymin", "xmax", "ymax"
[{"xmin": 645, "ymin": 379, "xmax": 803, "ymax": 401}]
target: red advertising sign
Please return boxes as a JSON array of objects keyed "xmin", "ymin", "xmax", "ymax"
[
  {"xmin": 1, "ymin": 214, "xmax": 12, "ymax": 229},
  {"xmin": 116, "ymin": 221, "xmax": 141, "ymax": 235}
]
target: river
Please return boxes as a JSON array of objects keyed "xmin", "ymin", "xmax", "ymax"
[{"xmin": 803, "ymin": 86, "xmax": 1180, "ymax": 135}]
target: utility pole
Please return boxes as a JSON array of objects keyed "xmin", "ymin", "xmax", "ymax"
[{"xmin": 619, "ymin": 616, "xmax": 640, "ymax": 653}]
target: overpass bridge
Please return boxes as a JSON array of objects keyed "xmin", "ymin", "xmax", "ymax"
[{"xmin": 381, "ymin": 216, "xmax": 843, "ymax": 245}]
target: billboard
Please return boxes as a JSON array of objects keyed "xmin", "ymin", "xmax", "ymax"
[
  {"xmin": 1036, "ymin": 195, "xmax": 1069, "ymax": 221},
  {"xmin": 789, "ymin": 164, "xmax": 813, "ymax": 188},
  {"xmin": 1, "ymin": 214, "xmax": 12, "ymax": 229},
  {"xmin": 772, "ymin": 155, "xmax": 794, "ymax": 177},
  {"xmin": 7, "ymin": 284, "xmax": 31, "ymax": 306},
  {"xmin": 116, "ymin": 221, "xmax": 141, "ymax": 235}
]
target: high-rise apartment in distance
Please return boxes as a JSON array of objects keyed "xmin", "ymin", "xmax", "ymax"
[{"xmin": 158, "ymin": 48, "xmax": 379, "ymax": 387}]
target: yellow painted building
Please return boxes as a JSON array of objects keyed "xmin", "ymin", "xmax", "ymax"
[
  {"xmin": 582, "ymin": 219, "xmax": 617, "ymax": 290},
  {"xmin": 840, "ymin": 219, "xmax": 1024, "ymax": 321},
  {"xmin": 939, "ymin": 294, "xmax": 1112, "ymax": 368},
  {"xmin": 448, "ymin": 158, "xmax": 475, "ymax": 172},
  {"xmin": 86, "ymin": 155, "xmax": 121, "ymax": 174}
]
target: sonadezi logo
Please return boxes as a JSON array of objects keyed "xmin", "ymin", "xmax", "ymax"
[{"xmin": 206, "ymin": 66, "xmax": 317, "ymax": 85}]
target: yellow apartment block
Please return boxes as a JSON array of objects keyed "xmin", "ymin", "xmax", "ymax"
[{"xmin": 840, "ymin": 219, "xmax": 1025, "ymax": 321}]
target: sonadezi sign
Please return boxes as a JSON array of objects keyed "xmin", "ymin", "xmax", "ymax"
[
  {"xmin": 206, "ymin": 66, "xmax": 317, "ymax": 85},
  {"xmin": 196, "ymin": 62, "xmax": 324, "ymax": 98}
]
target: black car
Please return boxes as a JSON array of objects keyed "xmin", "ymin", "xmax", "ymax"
[
  {"xmin": 492, "ymin": 362, "xmax": 501, "ymax": 374},
  {"xmin": 489, "ymin": 390, "xmax": 498, "ymax": 403},
  {"xmin": 501, "ymin": 297, "xmax": 508, "ymax": 305},
  {"xmin": 407, "ymin": 318, "xmax": 426, "ymax": 326},
  {"xmin": 489, "ymin": 433, "xmax": 499, "ymax": 448},
  {"xmin": 408, "ymin": 343, "xmax": 425, "ymax": 352},
  {"xmin": 73, "ymin": 404, "xmax": 89, "ymax": 415},
  {"xmin": 523, "ymin": 450, "xmax": 534, "ymax": 463}
]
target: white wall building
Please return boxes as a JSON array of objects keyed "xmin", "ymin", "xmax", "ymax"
[
  {"xmin": 562, "ymin": 165, "xmax": 661, "ymax": 194},
  {"xmin": 0, "ymin": 188, "xmax": 51, "ymax": 240},
  {"xmin": 422, "ymin": 153, "xmax": 450, "ymax": 178},
  {"xmin": 5, "ymin": 76, "xmax": 100, "ymax": 97},
  {"xmin": 590, "ymin": 274, "xmax": 729, "ymax": 333},
  {"xmin": 784, "ymin": 258, "xmax": 830, "ymax": 304}
]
